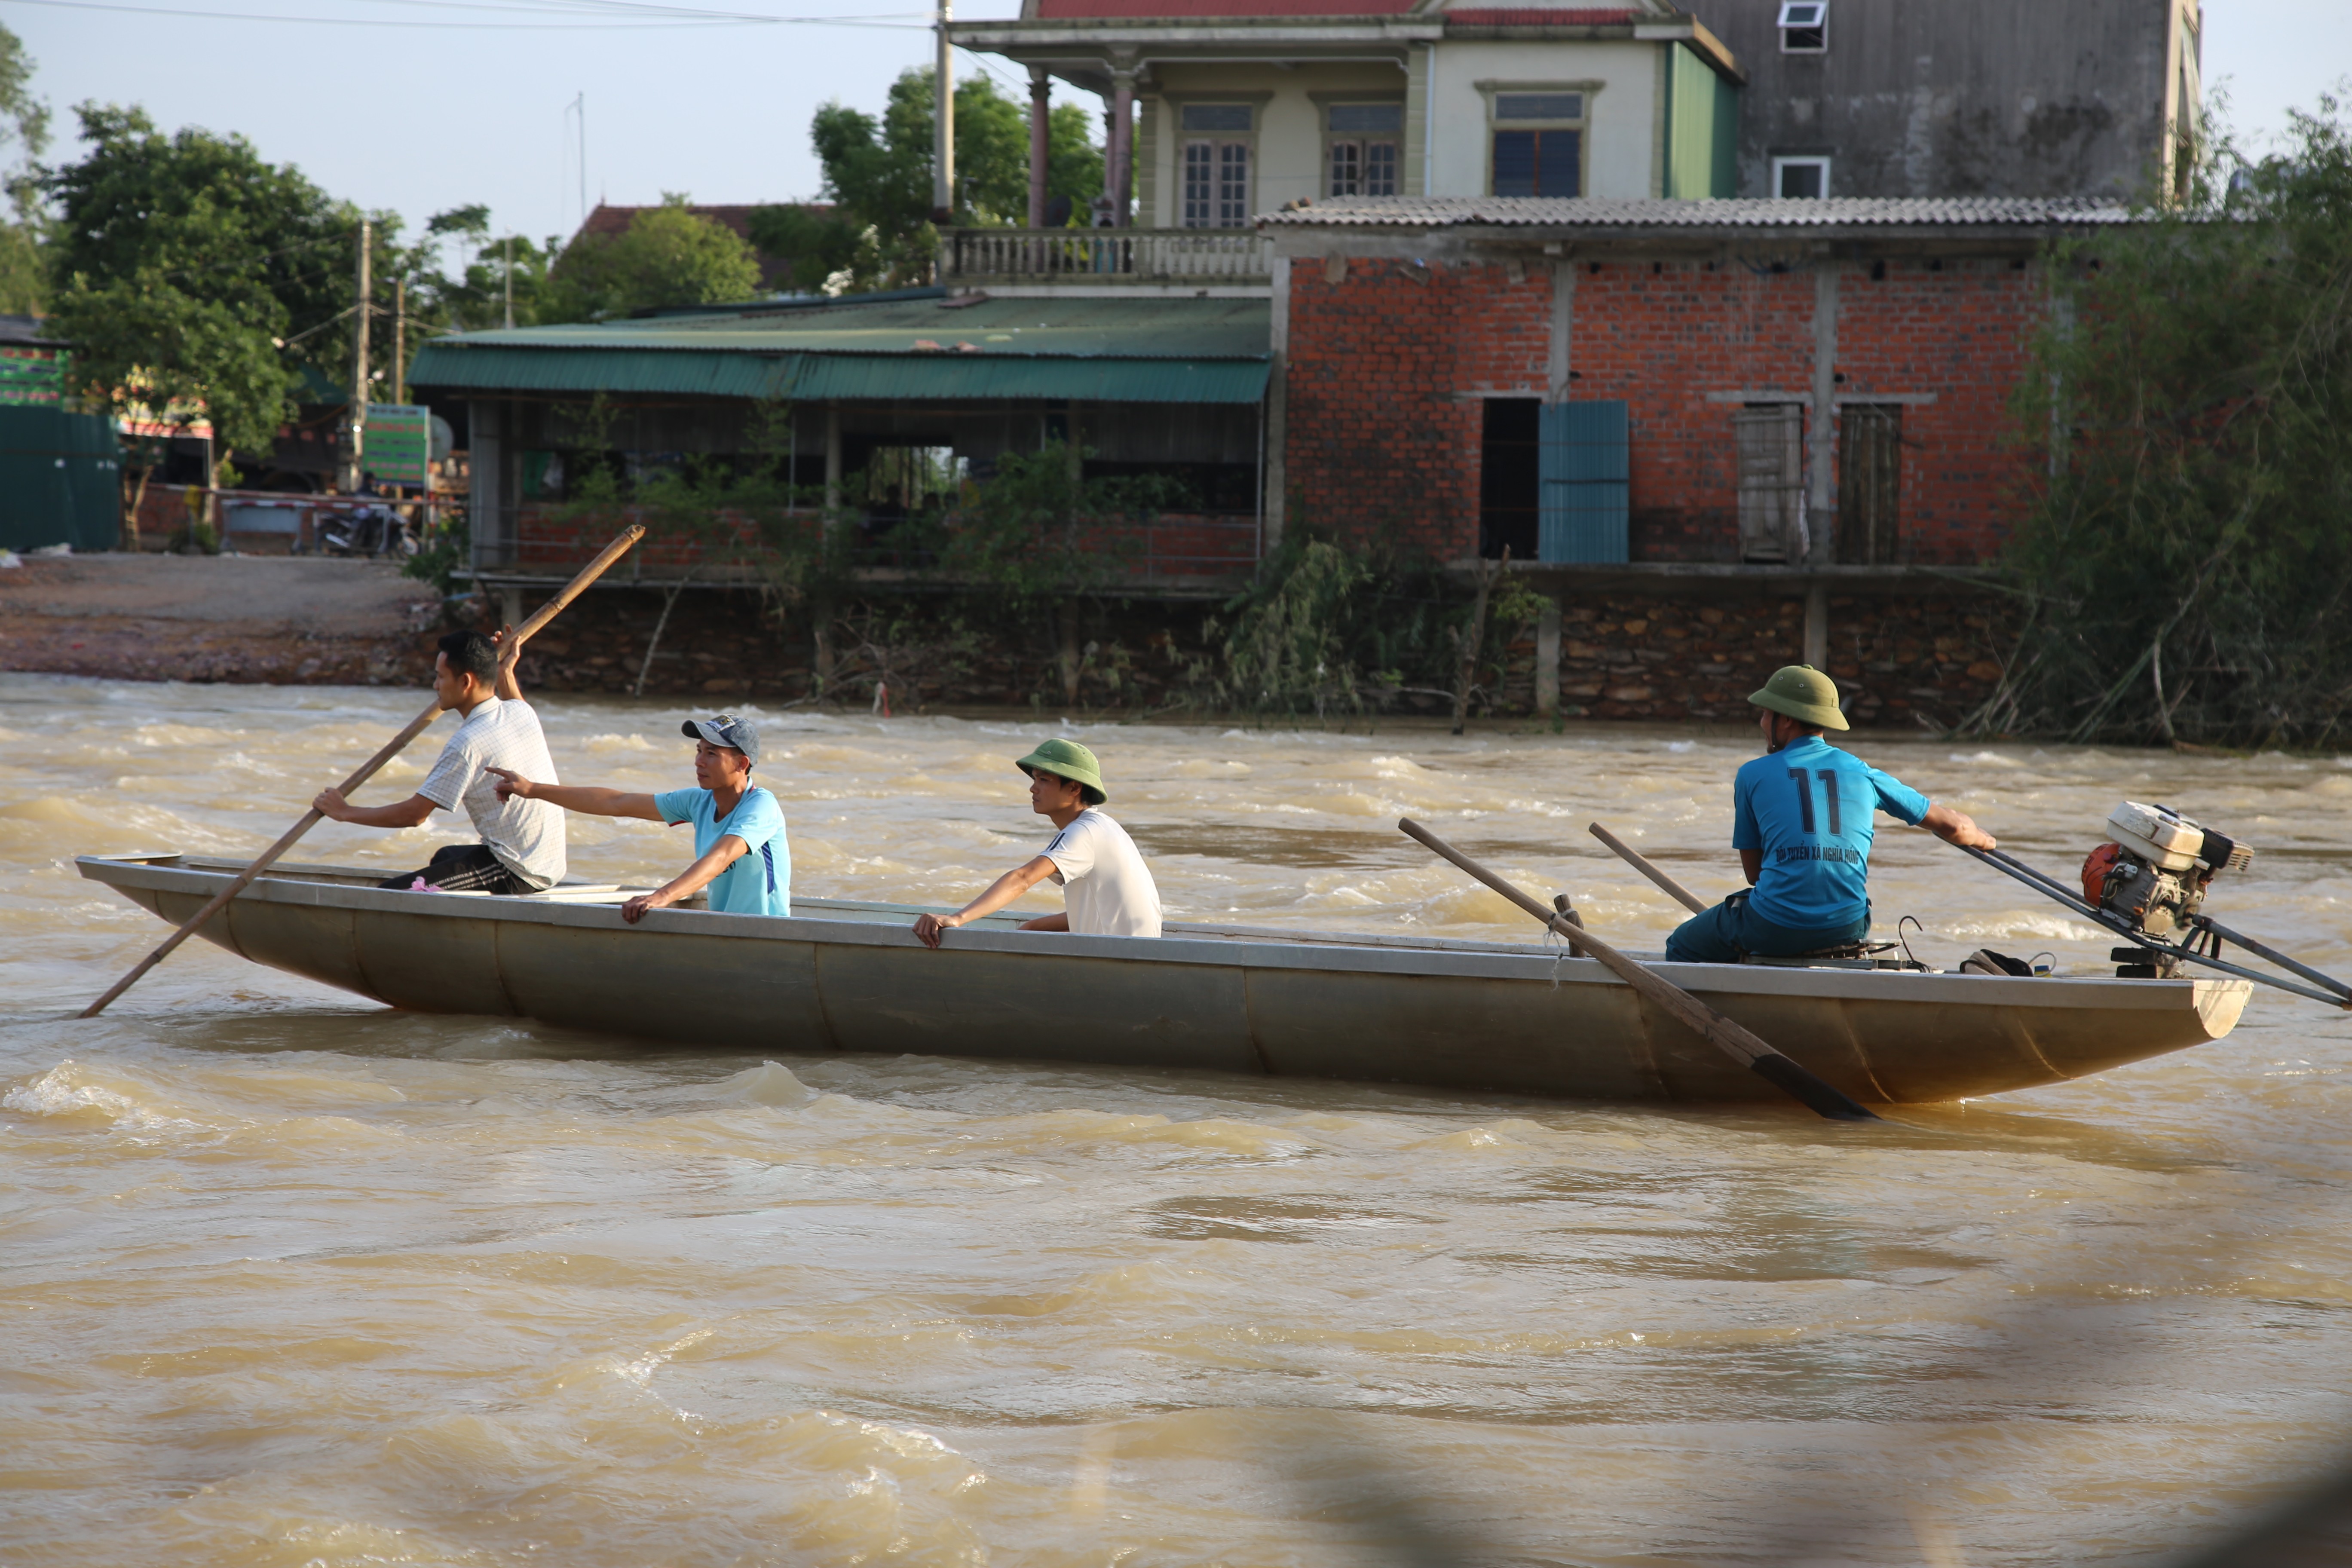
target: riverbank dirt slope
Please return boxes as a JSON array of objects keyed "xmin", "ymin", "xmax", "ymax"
[{"xmin": 0, "ymin": 554, "xmax": 444, "ymax": 685}]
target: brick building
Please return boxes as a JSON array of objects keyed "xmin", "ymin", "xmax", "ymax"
[
  {"xmin": 1253, "ymin": 193, "xmax": 2132, "ymax": 723},
  {"xmin": 1261, "ymin": 194, "xmax": 2127, "ymax": 567}
]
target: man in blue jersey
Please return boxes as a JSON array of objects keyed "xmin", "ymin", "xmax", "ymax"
[
  {"xmin": 1664, "ymin": 665, "xmax": 1994, "ymax": 965},
  {"xmin": 485, "ymin": 714, "xmax": 789, "ymax": 922}
]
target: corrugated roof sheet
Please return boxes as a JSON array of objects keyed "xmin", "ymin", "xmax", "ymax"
[
  {"xmin": 410, "ymin": 292, "xmax": 1271, "ymax": 404},
  {"xmin": 1259, "ymin": 196, "xmax": 2139, "ymax": 229}
]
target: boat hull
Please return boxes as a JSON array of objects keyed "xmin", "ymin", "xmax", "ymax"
[{"xmin": 77, "ymin": 854, "xmax": 2252, "ymax": 1106}]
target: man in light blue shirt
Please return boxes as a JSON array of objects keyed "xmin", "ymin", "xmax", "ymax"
[
  {"xmin": 486, "ymin": 713, "xmax": 790, "ymax": 922},
  {"xmin": 1665, "ymin": 666, "xmax": 1994, "ymax": 964}
]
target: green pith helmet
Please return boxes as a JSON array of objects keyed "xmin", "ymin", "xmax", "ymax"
[
  {"xmin": 1015, "ymin": 738, "xmax": 1108, "ymax": 804},
  {"xmin": 1749, "ymin": 665, "xmax": 1850, "ymax": 731}
]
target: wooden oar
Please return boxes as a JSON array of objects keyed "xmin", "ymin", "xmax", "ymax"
[
  {"xmin": 1589, "ymin": 821, "xmax": 1709, "ymax": 915},
  {"xmin": 1398, "ymin": 818, "xmax": 1880, "ymax": 1122},
  {"xmin": 80, "ymin": 526, "xmax": 646, "ymax": 1018}
]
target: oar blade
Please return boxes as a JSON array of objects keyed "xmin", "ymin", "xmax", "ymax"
[{"xmin": 1748, "ymin": 1051, "xmax": 1880, "ymax": 1121}]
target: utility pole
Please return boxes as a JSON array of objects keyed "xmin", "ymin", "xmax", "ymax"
[
  {"xmin": 342, "ymin": 218, "xmax": 371, "ymax": 493},
  {"xmin": 932, "ymin": 0, "xmax": 954, "ymax": 224},
  {"xmin": 392, "ymin": 277, "xmax": 406, "ymax": 407},
  {"xmin": 503, "ymin": 236, "xmax": 515, "ymax": 330}
]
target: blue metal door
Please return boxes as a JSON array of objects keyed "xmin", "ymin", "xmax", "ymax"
[{"xmin": 1537, "ymin": 400, "xmax": 1629, "ymax": 564}]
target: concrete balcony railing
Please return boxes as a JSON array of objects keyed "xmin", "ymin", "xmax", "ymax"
[{"xmin": 940, "ymin": 227, "xmax": 1274, "ymax": 287}]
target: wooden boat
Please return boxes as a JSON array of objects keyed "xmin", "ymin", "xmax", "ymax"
[{"xmin": 77, "ymin": 851, "xmax": 2254, "ymax": 1107}]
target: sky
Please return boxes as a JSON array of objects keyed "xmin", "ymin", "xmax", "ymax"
[{"xmin": 4, "ymin": 0, "xmax": 2348, "ymax": 266}]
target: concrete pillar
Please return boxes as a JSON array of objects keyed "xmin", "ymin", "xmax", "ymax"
[
  {"xmin": 1806, "ymin": 264, "xmax": 1840, "ymax": 565},
  {"xmin": 1262, "ymin": 254, "xmax": 1289, "ymax": 557},
  {"xmin": 823, "ymin": 404, "xmax": 842, "ymax": 514},
  {"xmin": 468, "ymin": 398, "xmax": 502, "ymax": 573},
  {"xmin": 1546, "ymin": 260, "xmax": 1574, "ymax": 402},
  {"xmin": 1109, "ymin": 69, "xmax": 1136, "ymax": 227},
  {"xmin": 816, "ymin": 404, "xmax": 843, "ymax": 691},
  {"xmin": 1027, "ymin": 68, "xmax": 1050, "ymax": 229},
  {"xmin": 1536, "ymin": 599, "xmax": 1562, "ymax": 717},
  {"xmin": 1804, "ymin": 580, "xmax": 1829, "ymax": 671},
  {"xmin": 498, "ymin": 584, "xmax": 524, "ymax": 629}
]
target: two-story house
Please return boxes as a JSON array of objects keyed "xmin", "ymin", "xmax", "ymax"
[{"xmin": 950, "ymin": 0, "xmax": 1747, "ymax": 228}]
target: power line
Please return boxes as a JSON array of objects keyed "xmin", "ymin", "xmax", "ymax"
[{"xmin": 1, "ymin": 0, "xmax": 926, "ymax": 28}]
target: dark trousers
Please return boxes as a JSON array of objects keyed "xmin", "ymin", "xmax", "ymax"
[
  {"xmin": 378, "ymin": 843, "xmax": 531, "ymax": 896},
  {"xmin": 1664, "ymin": 890, "xmax": 1871, "ymax": 965}
]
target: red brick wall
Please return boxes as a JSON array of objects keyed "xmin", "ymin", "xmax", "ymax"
[
  {"xmin": 1283, "ymin": 258, "xmax": 1549, "ymax": 557},
  {"xmin": 1834, "ymin": 260, "xmax": 2042, "ymax": 565},
  {"xmin": 1571, "ymin": 259, "xmax": 1813, "ymax": 563},
  {"xmin": 1284, "ymin": 254, "xmax": 2047, "ymax": 567}
]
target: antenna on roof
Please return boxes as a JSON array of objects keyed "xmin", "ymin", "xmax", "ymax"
[{"xmin": 565, "ymin": 92, "xmax": 587, "ymax": 228}]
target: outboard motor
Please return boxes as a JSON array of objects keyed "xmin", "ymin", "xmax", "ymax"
[{"xmin": 2082, "ymin": 802, "xmax": 2253, "ymax": 976}]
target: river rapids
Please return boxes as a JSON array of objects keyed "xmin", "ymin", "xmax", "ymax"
[{"xmin": 5, "ymin": 671, "xmax": 2352, "ymax": 1565}]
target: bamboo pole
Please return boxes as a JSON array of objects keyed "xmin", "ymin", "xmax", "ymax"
[
  {"xmin": 80, "ymin": 525, "xmax": 646, "ymax": 1017},
  {"xmin": 1589, "ymin": 822, "xmax": 1711, "ymax": 915},
  {"xmin": 1398, "ymin": 818, "xmax": 1879, "ymax": 1121}
]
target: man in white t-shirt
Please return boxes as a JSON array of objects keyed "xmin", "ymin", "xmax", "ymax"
[
  {"xmin": 912, "ymin": 738, "xmax": 1161, "ymax": 945},
  {"xmin": 313, "ymin": 628, "xmax": 567, "ymax": 894}
]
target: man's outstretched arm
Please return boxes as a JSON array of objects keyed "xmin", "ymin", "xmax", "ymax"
[
  {"xmin": 912, "ymin": 856, "xmax": 1059, "ymax": 948},
  {"xmin": 486, "ymin": 768, "xmax": 664, "ymax": 821},
  {"xmin": 620, "ymin": 835, "xmax": 750, "ymax": 924},
  {"xmin": 1920, "ymin": 803, "xmax": 1997, "ymax": 851}
]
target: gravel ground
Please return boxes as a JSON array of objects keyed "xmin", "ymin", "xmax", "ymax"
[{"xmin": 0, "ymin": 553, "xmax": 446, "ymax": 685}]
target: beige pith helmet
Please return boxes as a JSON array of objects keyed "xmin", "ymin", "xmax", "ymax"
[
  {"xmin": 1014, "ymin": 737, "xmax": 1108, "ymax": 804},
  {"xmin": 1749, "ymin": 665, "xmax": 1850, "ymax": 730}
]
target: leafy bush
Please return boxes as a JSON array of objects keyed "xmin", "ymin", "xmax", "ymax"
[
  {"xmin": 1200, "ymin": 526, "xmax": 1547, "ymax": 720},
  {"xmin": 1988, "ymin": 100, "xmax": 2352, "ymax": 747},
  {"xmin": 403, "ymin": 508, "xmax": 469, "ymax": 597}
]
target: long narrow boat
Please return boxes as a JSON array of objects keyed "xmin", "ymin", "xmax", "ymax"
[{"xmin": 77, "ymin": 851, "xmax": 2253, "ymax": 1107}]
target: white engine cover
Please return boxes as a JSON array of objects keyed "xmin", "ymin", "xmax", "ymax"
[{"xmin": 2107, "ymin": 800, "xmax": 2214, "ymax": 872}]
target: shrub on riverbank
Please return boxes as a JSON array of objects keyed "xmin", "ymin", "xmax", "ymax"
[
  {"xmin": 1985, "ymin": 102, "xmax": 2352, "ymax": 749},
  {"xmin": 546, "ymin": 432, "xmax": 1544, "ymax": 720}
]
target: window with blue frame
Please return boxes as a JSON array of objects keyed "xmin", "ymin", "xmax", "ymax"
[{"xmin": 1489, "ymin": 92, "xmax": 1586, "ymax": 198}]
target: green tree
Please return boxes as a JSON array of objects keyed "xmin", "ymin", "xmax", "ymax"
[
  {"xmin": 540, "ymin": 196, "xmax": 762, "ymax": 323},
  {"xmin": 41, "ymin": 103, "xmax": 348, "ymax": 453},
  {"xmin": 410, "ymin": 205, "xmax": 557, "ymax": 333},
  {"xmin": 0, "ymin": 23, "xmax": 50, "ymax": 314},
  {"xmin": 1987, "ymin": 98, "xmax": 2352, "ymax": 747},
  {"xmin": 760, "ymin": 68, "xmax": 1104, "ymax": 293}
]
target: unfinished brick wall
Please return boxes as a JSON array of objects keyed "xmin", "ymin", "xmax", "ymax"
[
  {"xmin": 1283, "ymin": 257, "xmax": 1548, "ymax": 557},
  {"xmin": 1283, "ymin": 252, "xmax": 2049, "ymax": 567},
  {"xmin": 1833, "ymin": 260, "xmax": 2043, "ymax": 564}
]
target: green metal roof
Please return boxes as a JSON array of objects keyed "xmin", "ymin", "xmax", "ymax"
[{"xmin": 409, "ymin": 291, "xmax": 1272, "ymax": 405}]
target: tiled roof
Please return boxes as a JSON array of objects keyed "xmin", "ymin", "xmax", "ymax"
[
  {"xmin": 1035, "ymin": 0, "xmax": 1415, "ymax": 14},
  {"xmin": 1259, "ymin": 196, "xmax": 2139, "ymax": 229},
  {"xmin": 1444, "ymin": 8, "xmax": 1638, "ymax": 22}
]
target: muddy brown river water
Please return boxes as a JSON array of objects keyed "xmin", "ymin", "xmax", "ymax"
[{"xmin": 6, "ymin": 671, "xmax": 2352, "ymax": 1566}]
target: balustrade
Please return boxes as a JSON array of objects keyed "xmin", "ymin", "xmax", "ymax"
[{"xmin": 940, "ymin": 228, "xmax": 1273, "ymax": 285}]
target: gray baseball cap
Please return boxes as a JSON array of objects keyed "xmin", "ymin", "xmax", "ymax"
[{"xmin": 681, "ymin": 713, "xmax": 760, "ymax": 766}]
